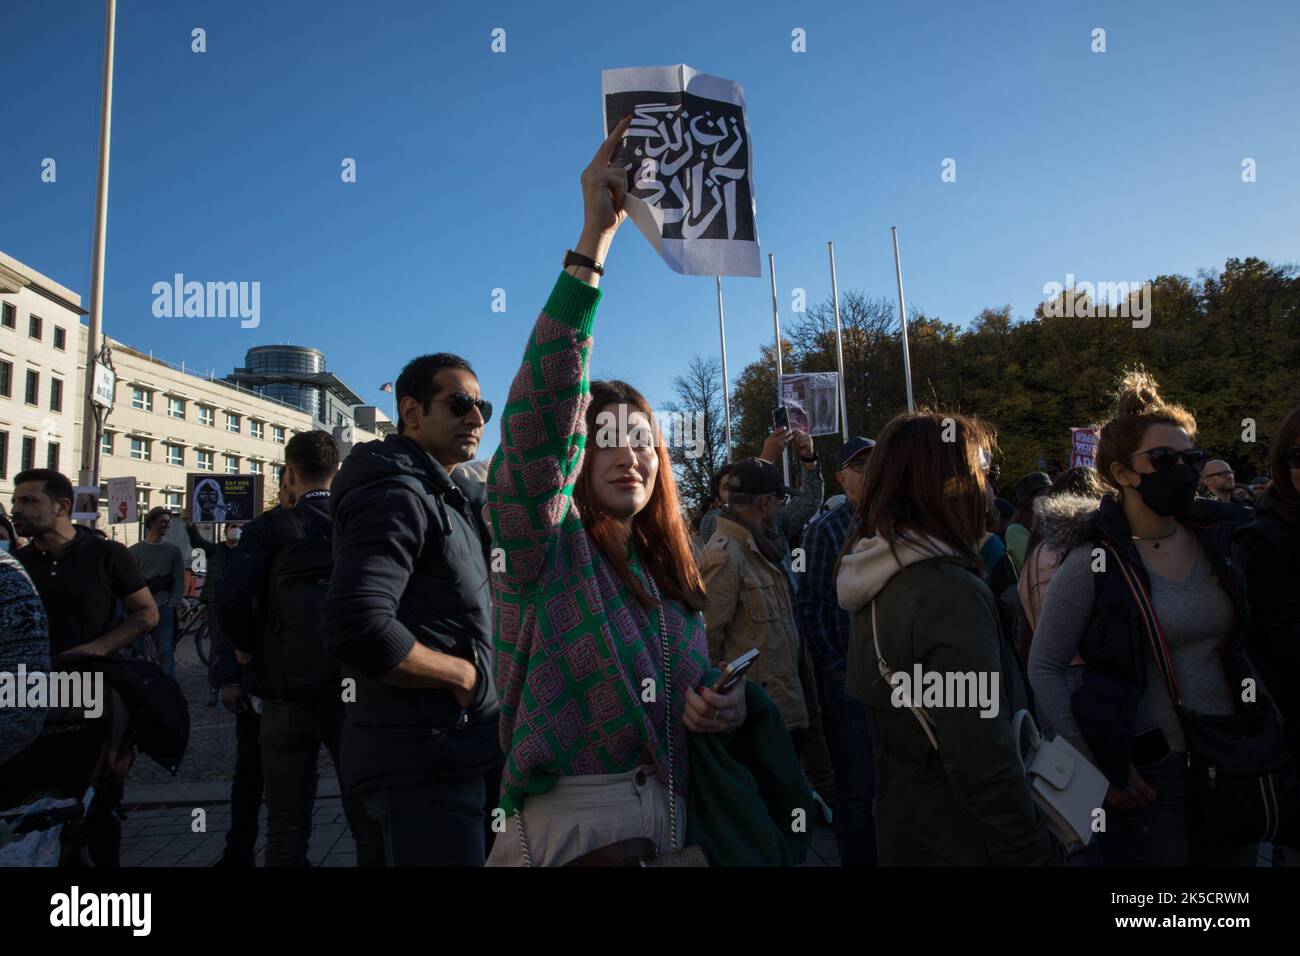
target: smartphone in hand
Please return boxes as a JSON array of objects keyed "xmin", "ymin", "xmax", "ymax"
[
  {"xmin": 712, "ymin": 649, "xmax": 760, "ymax": 695},
  {"xmin": 771, "ymin": 407, "xmax": 790, "ymax": 431}
]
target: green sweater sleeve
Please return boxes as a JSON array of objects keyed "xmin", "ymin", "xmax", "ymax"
[{"xmin": 486, "ymin": 271, "xmax": 602, "ymax": 590}]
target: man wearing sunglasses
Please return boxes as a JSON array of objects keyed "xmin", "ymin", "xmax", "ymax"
[
  {"xmin": 1200, "ymin": 457, "xmax": 1253, "ymax": 524},
  {"xmin": 323, "ymin": 353, "xmax": 502, "ymax": 866}
]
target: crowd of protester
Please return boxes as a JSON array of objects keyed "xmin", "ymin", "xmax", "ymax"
[{"xmin": 2, "ymin": 121, "xmax": 1298, "ymax": 868}]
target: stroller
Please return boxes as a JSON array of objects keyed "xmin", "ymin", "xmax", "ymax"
[{"xmin": 0, "ymin": 655, "xmax": 189, "ymax": 867}]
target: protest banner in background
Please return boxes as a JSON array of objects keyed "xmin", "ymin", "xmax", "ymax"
[
  {"xmin": 72, "ymin": 486, "xmax": 100, "ymax": 521},
  {"xmin": 779, "ymin": 372, "xmax": 841, "ymax": 437},
  {"xmin": 106, "ymin": 477, "xmax": 137, "ymax": 525},
  {"xmin": 603, "ymin": 65, "xmax": 760, "ymax": 277},
  {"xmin": 187, "ymin": 474, "xmax": 263, "ymax": 523},
  {"xmin": 1070, "ymin": 427, "xmax": 1101, "ymax": 469}
]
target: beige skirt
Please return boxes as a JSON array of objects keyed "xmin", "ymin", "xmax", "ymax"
[{"xmin": 487, "ymin": 764, "xmax": 686, "ymax": 867}]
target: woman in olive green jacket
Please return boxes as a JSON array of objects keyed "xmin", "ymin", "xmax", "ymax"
[{"xmin": 835, "ymin": 410, "xmax": 1059, "ymax": 866}]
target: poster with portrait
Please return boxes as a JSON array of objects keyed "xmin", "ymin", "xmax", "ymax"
[
  {"xmin": 602, "ymin": 65, "xmax": 760, "ymax": 277},
  {"xmin": 779, "ymin": 372, "xmax": 841, "ymax": 437},
  {"xmin": 106, "ymin": 477, "xmax": 137, "ymax": 525},
  {"xmin": 72, "ymin": 486, "xmax": 100, "ymax": 521},
  {"xmin": 187, "ymin": 474, "xmax": 263, "ymax": 523}
]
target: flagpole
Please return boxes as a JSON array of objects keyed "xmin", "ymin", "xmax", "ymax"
[
  {"xmin": 78, "ymin": 0, "xmax": 117, "ymax": 493},
  {"xmin": 716, "ymin": 277, "xmax": 733, "ymax": 461},
  {"xmin": 769, "ymin": 253, "xmax": 789, "ymax": 485},
  {"xmin": 828, "ymin": 241, "xmax": 849, "ymax": 440},
  {"xmin": 891, "ymin": 226, "xmax": 916, "ymax": 413}
]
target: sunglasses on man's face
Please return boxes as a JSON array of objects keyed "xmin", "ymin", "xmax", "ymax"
[
  {"xmin": 1131, "ymin": 446, "xmax": 1207, "ymax": 472},
  {"xmin": 1283, "ymin": 446, "xmax": 1300, "ymax": 469},
  {"xmin": 443, "ymin": 392, "xmax": 492, "ymax": 425}
]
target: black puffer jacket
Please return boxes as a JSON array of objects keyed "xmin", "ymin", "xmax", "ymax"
[
  {"xmin": 1236, "ymin": 488, "xmax": 1300, "ymax": 754},
  {"xmin": 323, "ymin": 436, "xmax": 501, "ymax": 793}
]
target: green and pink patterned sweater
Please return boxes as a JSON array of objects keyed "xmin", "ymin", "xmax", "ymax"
[{"xmin": 487, "ymin": 271, "xmax": 709, "ymax": 815}]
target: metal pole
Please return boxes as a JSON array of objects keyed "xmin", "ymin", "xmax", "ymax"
[
  {"xmin": 79, "ymin": 0, "xmax": 117, "ymax": 489},
  {"xmin": 768, "ymin": 253, "xmax": 789, "ymax": 485},
  {"xmin": 891, "ymin": 226, "xmax": 916, "ymax": 413},
  {"xmin": 828, "ymin": 242, "xmax": 849, "ymax": 440},
  {"xmin": 715, "ymin": 277, "xmax": 733, "ymax": 461}
]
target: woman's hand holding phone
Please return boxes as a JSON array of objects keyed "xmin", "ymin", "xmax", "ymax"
[{"xmin": 683, "ymin": 680, "xmax": 747, "ymax": 734}]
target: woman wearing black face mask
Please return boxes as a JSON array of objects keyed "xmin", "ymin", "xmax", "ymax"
[{"xmin": 1028, "ymin": 370, "xmax": 1259, "ymax": 866}]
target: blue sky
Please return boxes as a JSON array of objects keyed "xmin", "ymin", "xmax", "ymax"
[{"xmin": 4, "ymin": 0, "xmax": 1297, "ymax": 457}]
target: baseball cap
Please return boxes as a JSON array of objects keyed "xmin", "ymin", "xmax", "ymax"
[
  {"xmin": 726, "ymin": 458, "xmax": 800, "ymax": 498},
  {"xmin": 836, "ymin": 437, "xmax": 876, "ymax": 472},
  {"xmin": 1013, "ymin": 472, "xmax": 1052, "ymax": 505}
]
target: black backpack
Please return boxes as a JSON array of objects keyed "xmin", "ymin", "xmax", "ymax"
[{"xmin": 262, "ymin": 507, "xmax": 340, "ymax": 698}]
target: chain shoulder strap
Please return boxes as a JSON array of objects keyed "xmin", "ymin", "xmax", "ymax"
[{"xmin": 642, "ymin": 573, "xmax": 678, "ymax": 853}]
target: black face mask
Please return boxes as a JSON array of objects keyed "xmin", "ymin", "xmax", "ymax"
[{"xmin": 1135, "ymin": 464, "xmax": 1200, "ymax": 518}]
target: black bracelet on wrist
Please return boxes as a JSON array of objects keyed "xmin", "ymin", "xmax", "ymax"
[
  {"xmin": 564, "ymin": 249, "xmax": 605, "ymax": 275},
  {"xmin": 800, "ymin": 454, "xmax": 818, "ymax": 464}
]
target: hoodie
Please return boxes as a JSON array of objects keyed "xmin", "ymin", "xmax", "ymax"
[
  {"xmin": 836, "ymin": 533, "xmax": 958, "ymax": 613},
  {"xmin": 323, "ymin": 435, "xmax": 501, "ymax": 792}
]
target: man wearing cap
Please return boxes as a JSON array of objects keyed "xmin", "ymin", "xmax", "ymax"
[
  {"xmin": 1250, "ymin": 475, "xmax": 1270, "ymax": 504},
  {"xmin": 1004, "ymin": 472, "xmax": 1052, "ymax": 572},
  {"xmin": 129, "ymin": 508, "xmax": 185, "ymax": 679},
  {"xmin": 700, "ymin": 458, "xmax": 817, "ymax": 755},
  {"xmin": 796, "ymin": 436, "xmax": 877, "ymax": 866},
  {"xmin": 699, "ymin": 427, "xmax": 824, "ymax": 549}
]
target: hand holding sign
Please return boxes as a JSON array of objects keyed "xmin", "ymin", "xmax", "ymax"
[{"xmin": 575, "ymin": 115, "xmax": 633, "ymax": 274}]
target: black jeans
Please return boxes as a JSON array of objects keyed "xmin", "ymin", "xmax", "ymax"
[
  {"xmin": 362, "ymin": 771, "xmax": 498, "ymax": 867},
  {"xmin": 223, "ymin": 706, "xmax": 264, "ymax": 863},
  {"xmin": 817, "ymin": 667, "xmax": 879, "ymax": 867},
  {"xmin": 259, "ymin": 696, "xmax": 385, "ymax": 867}
]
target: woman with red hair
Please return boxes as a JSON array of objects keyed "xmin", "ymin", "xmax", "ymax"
[{"xmin": 485, "ymin": 118, "xmax": 745, "ymax": 866}]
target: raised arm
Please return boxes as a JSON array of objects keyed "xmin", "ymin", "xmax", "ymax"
[{"xmin": 486, "ymin": 115, "xmax": 631, "ymax": 590}]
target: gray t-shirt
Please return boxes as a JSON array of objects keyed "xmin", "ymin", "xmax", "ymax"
[
  {"xmin": 128, "ymin": 539, "xmax": 185, "ymax": 609},
  {"xmin": 1028, "ymin": 542, "xmax": 1236, "ymax": 759}
]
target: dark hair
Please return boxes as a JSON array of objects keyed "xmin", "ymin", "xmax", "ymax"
[
  {"xmin": 1095, "ymin": 368, "xmax": 1197, "ymax": 494},
  {"xmin": 1268, "ymin": 405, "xmax": 1300, "ymax": 522},
  {"xmin": 14, "ymin": 468, "xmax": 75, "ymax": 509},
  {"xmin": 285, "ymin": 430, "xmax": 340, "ymax": 484},
  {"xmin": 847, "ymin": 409, "xmax": 994, "ymax": 574},
  {"xmin": 574, "ymin": 380, "xmax": 706, "ymax": 612},
  {"xmin": 395, "ymin": 353, "xmax": 475, "ymax": 435},
  {"xmin": 0, "ymin": 513, "xmax": 17, "ymax": 544},
  {"xmin": 143, "ymin": 506, "xmax": 171, "ymax": 530}
]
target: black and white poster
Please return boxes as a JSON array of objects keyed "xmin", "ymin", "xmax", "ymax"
[
  {"xmin": 780, "ymin": 372, "xmax": 841, "ymax": 437},
  {"xmin": 187, "ymin": 474, "xmax": 262, "ymax": 523},
  {"xmin": 602, "ymin": 65, "xmax": 760, "ymax": 277}
]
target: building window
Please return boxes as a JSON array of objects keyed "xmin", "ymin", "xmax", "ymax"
[
  {"xmin": 168, "ymin": 396, "xmax": 185, "ymax": 419},
  {"xmin": 46, "ymin": 442, "xmax": 59, "ymax": 470},
  {"xmin": 130, "ymin": 437, "xmax": 151, "ymax": 461},
  {"xmin": 28, "ymin": 315, "xmax": 42, "ymax": 340},
  {"xmin": 50, "ymin": 377, "xmax": 63, "ymax": 413},
  {"xmin": 198, "ymin": 405, "xmax": 215, "ymax": 427},
  {"xmin": 0, "ymin": 359, "xmax": 10, "ymax": 398},
  {"xmin": 225, "ymin": 454, "xmax": 239, "ymax": 474},
  {"xmin": 250, "ymin": 420, "xmax": 264, "ymax": 440},
  {"xmin": 132, "ymin": 386, "xmax": 153, "ymax": 411},
  {"xmin": 21, "ymin": 436, "xmax": 36, "ymax": 471},
  {"xmin": 0, "ymin": 432, "xmax": 8, "ymax": 479},
  {"xmin": 166, "ymin": 444, "xmax": 183, "ymax": 466},
  {"xmin": 25, "ymin": 370, "xmax": 39, "ymax": 406},
  {"xmin": 137, "ymin": 490, "xmax": 150, "ymax": 514},
  {"xmin": 271, "ymin": 464, "xmax": 283, "ymax": 485},
  {"xmin": 53, "ymin": 326, "xmax": 67, "ymax": 351},
  {"xmin": 272, "ymin": 425, "xmax": 286, "ymax": 444},
  {"xmin": 102, "ymin": 431, "xmax": 113, "ymax": 456},
  {"xmin": 1, "ymin": 302, "xmax": 14, "ymax": 329},
  {"xmin": 165, "ymin": 491, "xmax": 183, "ymax": 509},
  {"xmin": 197, "ymin": 449, "xmax": 214, "ymax": 471},
  {"xmin": 249, "ymin": 460, "xmax": 263, "ymax": 475},
  {"xmin": 226, "ymin": 412, "xmax": 240, "ymax": 433}
]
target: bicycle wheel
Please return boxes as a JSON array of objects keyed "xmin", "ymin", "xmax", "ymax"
[{"xmin": 194, "ymin": 618, "xmax": 211, "ymax": 667}]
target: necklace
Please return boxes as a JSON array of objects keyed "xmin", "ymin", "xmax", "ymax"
[{"xmin": 1132, "ymin": 525, "xmax": 1178, "ymax": 550}]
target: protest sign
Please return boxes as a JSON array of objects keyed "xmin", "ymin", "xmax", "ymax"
[
  {"xmin": 106, "ymin": 477, "xmax": 137, "ymax": 525},
  {"xmin": 602, "ymin": 65, "xmax": 760, "ymax": 277},
  {"xmin": 187, "ymin": 474, "xmax": 263, "ymax": 523},
  {"xmin": 1070, "ymin": 427, "xmax": 1100, "ymax": 469},
  {"xmin": 73, "ymin": 487, "xmax": 100, "ymax": 521},
  {"xmin": 779, "ymin": 372, "xmax": 841, "ymax": 437}
]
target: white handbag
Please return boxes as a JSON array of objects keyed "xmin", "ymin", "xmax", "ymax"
[
  {"xmin": 1011, "ymin": 709, "xmax": 1109, "ymax": 848},
  {"xmin": 871, "ymin": 603, "xmax": 1107, "ymax": 849}
]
